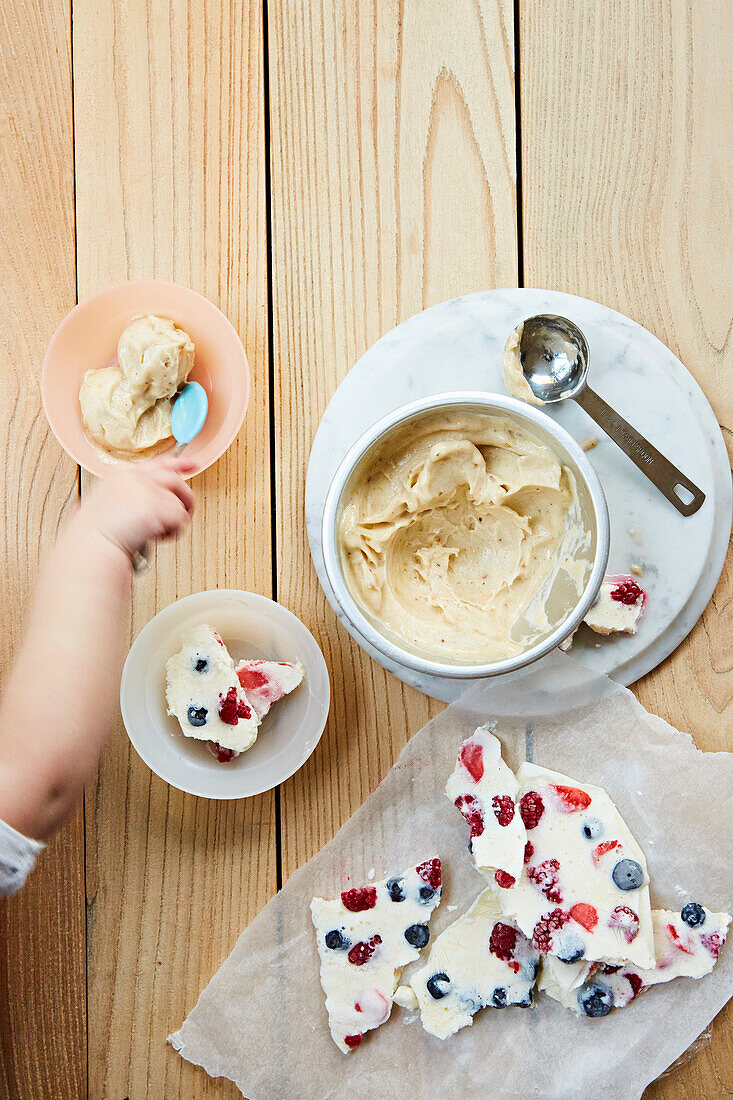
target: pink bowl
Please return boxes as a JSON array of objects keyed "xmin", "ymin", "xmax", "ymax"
[{"xmin": 42, "ymin": 280, "xmax": 250, "ymax": 478}]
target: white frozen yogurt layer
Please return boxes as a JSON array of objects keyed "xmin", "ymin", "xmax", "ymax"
[
  {"xmin": 494, "ymin": 762, "xmax": 655, "ymax": 970},
  {"xmin": 165, "ymin": 624, "xmax": 260, "ymax": 753},
  {"xmin": 540, "ymin": 905, "xmax": 731, "ymax": 1016},
  {"xmin": 311, "ymin": 859, "xmax": 442, "ymax": 1053},
  {"xmin": 446, "ymin": 727, "xmax": 526, "ymax": 887},
  {"xmin": 401, "ymin": 888, "xmax": 539, "ymax": 1039}
]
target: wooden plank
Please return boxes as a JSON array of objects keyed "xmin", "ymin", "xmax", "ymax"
[
  {"xmin": 72, "ymin": 0, "xmax": 271, "ymax": 1094},
  {"xmin": 0, "ymin": 2, "xmax": 85, "ymax": 1098},
  {"xmin": 268, "ymin": 0, "xmax": 517, "ymax": 876},
  {"xmin": 519, "ymin": 1, "xmax": 732, "ymax": 1094}
]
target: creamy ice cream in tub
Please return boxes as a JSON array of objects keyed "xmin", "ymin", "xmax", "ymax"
[{"xmin": 321, "ymin": 393, "xmax": 609, "ymax": 678}]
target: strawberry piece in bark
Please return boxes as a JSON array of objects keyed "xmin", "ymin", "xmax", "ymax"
[
  {"xmin": 458, "ymin": 739, "xmax": 484, "ymax": 782},
  {"xmin": 235, "ymin": 658, "xmax": 304, "ymax": 719},
  {"xmin": 550, "ymin": 784, "xmax": 592, "ymax": 812},
  {"xmin": 592, "ymin": 839, "xmax": 620, "ymax": 866},
  {"xmin": 570, "ymin": 903, "xmax": 598, "ymax": 932}
]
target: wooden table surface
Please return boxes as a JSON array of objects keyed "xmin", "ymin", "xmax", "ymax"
[{"xmin": 0, "ymin": 1, "xmax": 730, "ymax": 1097}]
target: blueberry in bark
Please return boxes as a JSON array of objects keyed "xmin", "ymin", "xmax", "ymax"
[
  {"xmin": 418, "ymin": 886, "xmax": 437, "ymax": 904},
  {"xmin": 523, "ymin": 958, "xmax": 540, "ymax": 982},
  {"xmin": 612, "ymin": 859, "xmax": 644, "ymax": 891},
  {"xmin": 492, "ymin": 987, "xmax": 507, "ymax": 1008},
  {"xmin": 681, "ymin": 903, "xmax": 706, "ymax": 927},
  {"xmin": 325, "ymin": 929, "xmax": 350, "ymax": 950},
  {"xmin": 555, "ymin": 932, "xmax": 585, "ymax": 963},
  {"xmin": 193, "ymin": 657, "xmax": 209, "ymax": 673},
  {"xmin": 577, "ymin": 980, "xmax": 613, "ymax": 1017},
  {"xmin": 582, "ymin": 817, "xmax": 604, "ymax": 839},
  {"xmin": 404, "ymin": 924, "xmax": 430, "ymax": 948},
  {"xmin": 187, "ymin": 705, "xmax": 208, "ymax": 727},
  {"xmin": 387, "ymin": 877, "xmax": 405, "ymax": 903},
  {"xmin": 459, "ymin": 989, "xmax": 483, "ymax": 1015},
  {"xmin": 426, "ymin": 973, "xmax": 450, "ymax": 999}
]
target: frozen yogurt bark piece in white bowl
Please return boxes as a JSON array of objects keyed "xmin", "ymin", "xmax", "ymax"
[
  {"xmin": 121, "ymin": 590, "xmax": 329, "ymax": 798},
  {"xmin": 165, "ymin": 624, "xmax": 262, "ymax": 756}
]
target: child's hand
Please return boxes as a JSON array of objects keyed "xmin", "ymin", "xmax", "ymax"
[{"xmin": 75, "ymin": 454, "xmax": 196, "ymax": 560}]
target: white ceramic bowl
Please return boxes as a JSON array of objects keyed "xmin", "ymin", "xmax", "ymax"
[
  {"xmin": 120, "ymin": 590, "xmax": 330, "ymax": 798},
  {"xmin": 322, "ymin": 392, "xmax": 610, "ymax": 679}
]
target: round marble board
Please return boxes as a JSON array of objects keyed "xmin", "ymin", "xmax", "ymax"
[{"xmin": 306, "ymin": 289, "xmax": 731, "ymax": 703}]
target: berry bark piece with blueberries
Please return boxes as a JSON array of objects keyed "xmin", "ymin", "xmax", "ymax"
[
  {"xmin": 165, "ymin": 623, "xmax": 261, "ymax": 757},
  {"xmin": 311, "ymin": 859, "xmax": 442, "ymax": 1053},
  {"xmin": 495, "ymin": 760, "xmax": 656, "ymax": 978},
  {"xmin": 445, "ymin": 725, "xmax": 527, "ymax": 885},
  {"xmin": 399, "ymin": 888, "xmax": 539, "ymax": 1040},
  {"xmin": 541, "ymin": 905, "xmax": 731, "ymax": 1015}
]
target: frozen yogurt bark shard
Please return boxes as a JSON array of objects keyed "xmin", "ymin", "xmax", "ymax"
[
  {"xmin": 235, "ymin": 659, "xmax": 304, "ymax": 719},
  {"xmin": 311, "ymin": 859, "xmax": 442, "ymax": 1052},
  {"xmin": 496, "ymin": 761, "xmax": 655, "ymax": 969},
  {"xmin": 165, "ymin": 624, "xmax": 260, "ymax": 756},
  {"xmin": 401, "ymin": 888, "xmax": 539, "ymax": 1039},
  {"xmin": 446, "ymin": 726, "xmax": 526, "ymax": 887},
  {"xmin": 583, "ymin": 576, "xmax": 646, "ymax": 636},
  {"xmin": 541, "ymin": 905, "xmax": 730, "ymax": 1016}
]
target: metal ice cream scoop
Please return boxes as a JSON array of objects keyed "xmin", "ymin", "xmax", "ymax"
[{"xmin": 518, "ymin": 314, "xmax": 705, "ymax": 517}]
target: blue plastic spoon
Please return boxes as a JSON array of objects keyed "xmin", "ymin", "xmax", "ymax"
[
  {"xmin": 132, "ymin": 382, "xmax": 209, "ymax": 573},
  {"xmin": 171, "ymin": 380, "xmax": 208, "ymax": 451}
]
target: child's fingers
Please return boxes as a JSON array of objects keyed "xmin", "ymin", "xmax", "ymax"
[
  {"xmin": 156, "ymin": 493, "xmax": 192, "ymax": 538},
  {"xmin": 145, "ymin": 463, "xmax": 195, "ymax": 513},
  {"xmin": 151, "ymin": 453, "xmax": 198, "ymax": 477},
  {"xmin": 155, "ymin": 469, "xmax": 195, "ymax": 515}
]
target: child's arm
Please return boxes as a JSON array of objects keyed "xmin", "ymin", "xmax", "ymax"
[{"xmin": 0, "ymin": 454, "xmax": 195, "ymax": 841}]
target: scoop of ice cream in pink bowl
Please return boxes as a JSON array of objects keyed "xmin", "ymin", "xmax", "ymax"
[{"xmin": 42, "ymin": 279, "xmax": 250, "ymax": 478}]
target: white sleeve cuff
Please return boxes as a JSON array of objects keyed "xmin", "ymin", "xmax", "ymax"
[{"xmin": 0, "ymin": 818, "xmax": 44, "ymax": 898}]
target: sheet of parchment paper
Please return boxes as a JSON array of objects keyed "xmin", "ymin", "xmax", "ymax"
[{"xmin": 169, "ymin": 652, "xmax": 733, "ymax": 1099}]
